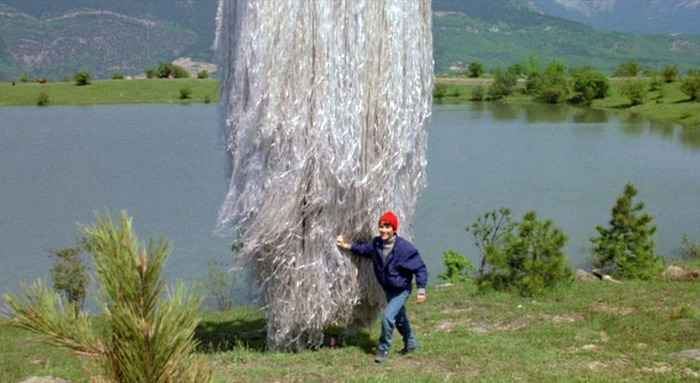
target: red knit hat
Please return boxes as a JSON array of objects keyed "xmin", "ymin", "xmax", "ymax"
[{"xmin": 379, "ymin": 211, "xmax": 399, "ymax": 231}]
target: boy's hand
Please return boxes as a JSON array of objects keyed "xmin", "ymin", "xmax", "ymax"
[
  {"xmin": 416, "ymin": 293, "xmax": 426, "ymax": 304},
  {"xmin": 336, "ymin": 235, "xmax": 350, "ymax": 250}
]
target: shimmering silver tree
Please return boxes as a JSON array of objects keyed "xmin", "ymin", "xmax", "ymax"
[{"xmin": 216, "ymin": 0, "xmax": 433, "ymax": 351}]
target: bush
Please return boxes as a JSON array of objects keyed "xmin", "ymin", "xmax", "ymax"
[
  {"xmin": 507, "ymin": 63, "xmax": 524, "ymax": 77},
  {"xmin": 538, "ymin": 85, "xmax": 569, "ymax": 104},
  {"xmin": 524, "ymin": 72, "xmax": 543, "ymax": 95},
  {"xmin": 171, "ymin": 65, "xmax": 190, "ymax": 79},
  {"xmin": 470, "ymin": 85, "xmax": 486, "ymax": 101},
  {"xmin": 570, "ymin": 67, "xmax": 610, "ymax": 105},
  {"xmin": 48, "ymin": 240, "xmax": 88, "ymax": 316},
  {"xmin": 681, "ymin": 234, "xmax": 700, "ymax": 261},
  {"xmin": 204, "ymin": 94, "xmax": 211, "ymax": 104},
  {"xmin": 535, "ymin": 61, "xmax": 570, "ymax": 104},
  {"xmin": 3, "ymin": 211, "xmax": 211, "ymax": 382},
  {"xmin": 145, "ymin": 67, "xmax": 158, "ymax": 79},
  {"xmin": 73, "ymin": 71, "xmax": 92, "ymax": 86},
  {"xmin": 155, "ymin": 62, "xmax": 190, "ymax": 79},
  {"xmin": 156, "ymin": 62, "xmax": 173, "ymax": 78},
  {"xmin": 111, "ymin": 72, "xmax": 125, "ymax": 80},
  {"xmin": 478, "ymin": 210, "xmax": 572, "ymax": 296},
  {"xmin": 438, "ymin": 249, "xmax": 475, "ymax": 284},
  {"xmin": 680, "ymin": 75, "xmax": 700, "ymax": 101},
  {"xmin": 521, "ymin": 52, "xmax": 541, "ymax": 78},
  {"xmin": 614, "ymin": 59, "xmax": 642, "ymax": 77},
  {"xmin": 36, "ymin": 91, "xmax": 50, "ymax": 106},
  {"xmin": 467, "ymin": 61, "xmax": 484, "ymax": 78},
  {"xmin": 179, "ymin": 86, "xmax": 192, "ymax": 100},
  {"xmin": 663, "ymin": 65, "xmax": 679, "ymax": 83},
  {"xmin": 619, "ymin": 80, "xmax": 647, "ymax": 105},
  {"xmin": 648, "ymin": 71, "xmax": 664, "ymax": 92},
  {"xmin": 197, "ymin": 70, "xmax": 209, "ymax": 79},
  {"xmin": 433, "ymin": 82, "xmax": 447, "ymax": 101},
  {"xmin": 203, "ymin": 258, "xmax": 237, "ymax": 310},
  {"xmin": 467, "ymin": 208, "xmax": 516, "ymax": 276},
  {"xmin": 591, "ymin": 182, "xmax": 663, "ymax": 280},
  {"xmin": 487, "ymin": 68, "xmax": 517, "ymax": 99}
]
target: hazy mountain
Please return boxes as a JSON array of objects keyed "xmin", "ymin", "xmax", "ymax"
[
  {"xmin": 529, "ymin": 0, "xmax": 700, "ymax": 36},
  {"xmin": 431, "ymin": 0, "xmax": 700, "ymax": 74},
  {"xmin": 1, "ymin": 0, "xmax": 699, "ymax": 80},
  {"xmin": 0, "ymin": 0, "xmax": 218, "ymax": 80}
]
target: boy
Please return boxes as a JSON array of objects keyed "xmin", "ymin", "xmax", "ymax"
[{"xmin": 336, "ymin": 211, "xmax": 428, "ymax": 363}]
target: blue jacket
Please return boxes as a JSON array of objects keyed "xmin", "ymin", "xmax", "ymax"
[{"xmin": 351, "ymin": 236, "xmax": 428, "ymax": 292}]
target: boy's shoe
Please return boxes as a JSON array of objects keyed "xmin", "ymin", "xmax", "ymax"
[
  {"xmin": 374, "ymin": 349, "xmax": 389, "ymax": 363},
  {"xmin": 400, "ymin": 346, "xmax": 418, "ymax": 355}
]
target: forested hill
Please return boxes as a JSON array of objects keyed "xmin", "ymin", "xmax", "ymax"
[
  {"xmin": 0, "ymin": 0, "xmax": 219, "ymax": 80},
  {"xmin": 529, "ymin": 0, "xmax": 700, "ymax": 37},
  {"xmin": 1, "ymin": 0, "xmax": 699, "ymax": 81},
  {"xmin": 431, "ymin": 0, "xmax": 700, "ymax": 74}
]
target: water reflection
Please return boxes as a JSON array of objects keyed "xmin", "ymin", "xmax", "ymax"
[
  {"xmin": 523, "ymin": 103, "xmax": 569, "ymax": 123},
  {"xmin": 478, "ymin": 102, "xmax": 608, "ymax": 124},
  {"xmin": 680, "ymin": 127, "xmax": 700, "ymax": 150},
  {"xmin": 621, "ymin": 113, "xmax": 646, "ymax": 135},
  {"xmin": 572, "ymin": 108, "xmax": 609, "ymax": 124},
  {"xmin": 468, "ymin": 101, "xmax": 486, "ymax": 113},
  {"xmin": 487, "ymin": 102, "xmax": 518, "ymax": 121},
  {"xmin": 465, "ymin": 102, "xmax": 699, "ymax": 152},
  {"xmin": 649, "ymin": 120, "xmax": 676, "ymax": 139}
]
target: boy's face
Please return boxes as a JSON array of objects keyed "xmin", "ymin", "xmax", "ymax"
[{"xmin": 378, "ymin": 222, "xmax": 396, "ymax": 242}]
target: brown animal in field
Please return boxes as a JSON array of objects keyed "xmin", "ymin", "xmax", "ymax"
[{"xmin": 37, "ymin": 78, "xmax": 46, "ymax": 84}]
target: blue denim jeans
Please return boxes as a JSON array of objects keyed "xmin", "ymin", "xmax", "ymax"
[{"xmin": 378, "ymin": 288, "xmax": 418, "ymax": 352}]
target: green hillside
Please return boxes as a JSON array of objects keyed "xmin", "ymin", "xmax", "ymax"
[
  {"xmin": 0, "ymin": 1, "xmax": 217, "ymax": 80},
  {"xmin": 0, "ymin": 0, "xmax": 699, "ymax": 80},
  {"xmin": 432, "ymin": 0, "xmax": 700, "ymax": 75}
]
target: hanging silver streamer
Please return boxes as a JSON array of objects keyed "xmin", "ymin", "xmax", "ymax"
[{"xmin": 216, "ymin": 0, "xmax": 433, "ymax": 351}]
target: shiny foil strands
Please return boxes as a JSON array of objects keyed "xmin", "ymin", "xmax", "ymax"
[{"xmin": 217, "ymin": 0, "xmax": 433, "ymax": 351}]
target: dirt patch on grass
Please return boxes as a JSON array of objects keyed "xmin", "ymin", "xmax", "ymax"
[
  {"xmin": 583, "ymin": 354, "xmax": 631, "ymax": 371},
  {"xmin": 591, "ymin": 303, "xmax": 635, "ymax": 316},
  {"xmin": 386, "ymin": 353, "xmax": 481, "ymax": 380},
  {"xmin": 671, "ymin": 349, "xmax": 700, "ymax": 361},
  {"xmin": 586, "ymin": 360, "xmax": 609, "ymax": 370},
  {"xmin": 639, "ymin": 363, "xmax": 700, "ymax": 378},
  {"xmin": 431, "ymin": 312, "xmax": 580, "ymax": 334},
  {"xmin": 435, "ymin": 318, "xmax": 457, "ymax": 332},
  {"xmin": 539, "ymin": 314, "xmax": 579, "ymax": 324}
]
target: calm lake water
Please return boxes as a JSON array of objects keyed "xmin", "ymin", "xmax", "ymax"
[{"xmin": 1, "ymin": 103, "xmax": 699, "ymax": 297}]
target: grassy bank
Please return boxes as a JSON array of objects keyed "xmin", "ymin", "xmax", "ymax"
[
  {"xmin": 435, "ymin": 77, "xmax": 700, "ymax": 129},
  {"xmin": 0, "ymin": 79, "xmax": 219, "ymax": 106},
  {"xmin": 3, "ymin": 280, "xmax": 699, "ymax": 382},
  {"xmin": 3, "ymin": 77, "xmax": 698, "ymax": 130}
]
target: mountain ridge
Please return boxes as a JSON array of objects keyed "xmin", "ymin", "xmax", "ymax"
[
  {"xmin": 529, "ymin": 0, "xmax": 700, "ymax": 36},
  {"xmin": 0, "ymin": 0, "xmax": 698, "ymax": 81}
]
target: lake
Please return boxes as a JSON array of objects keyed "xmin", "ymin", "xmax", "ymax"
[{"xmin": 1, "ymin": 103, "xmax": 699, "ymax": 299}]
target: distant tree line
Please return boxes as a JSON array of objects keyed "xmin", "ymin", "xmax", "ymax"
[
  {"xmin": 434, "ymin": 55, "xmax": 700, "ymax": 105},
  {"xmin": 438, "ymin": 182, "xmax": 693, "ymax": 296}
]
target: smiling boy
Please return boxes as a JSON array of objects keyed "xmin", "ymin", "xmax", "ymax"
[{"xmin": 336, "ymin": 211, "xmax": 428, "ymax": 363}]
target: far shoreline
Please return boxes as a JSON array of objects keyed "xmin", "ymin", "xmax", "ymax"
[{"xmin": 1, "ymin": 77, "xmax": 698, "ymax": 129}]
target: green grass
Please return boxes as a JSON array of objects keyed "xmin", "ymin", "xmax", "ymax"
[
  {"xmin": 0, "ymin": 78, "xmax": 219, "ymax": 106},
  {"xmin": 0, "ymin": 320, "xmax": 84, "ymax": 382},
  {"xmin": 3, "ymin": 76, "xmax": 697, "ymax": 130},
  {"xmin": 593, "ymin": 79, "xmax": 700, "ymax": 129},
  {"xmin": 435, "ymin": 77, "xmax": 700, "ymax": 129},
  {"xmin": 3, "ymin": 280, "xmax": 700, "ymax": 382}
]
